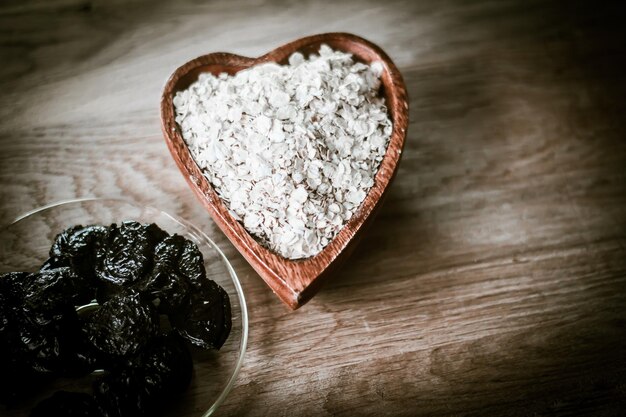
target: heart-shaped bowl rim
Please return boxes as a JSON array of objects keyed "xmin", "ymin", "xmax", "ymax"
[{"xmin": 161, "ymin": 32, "xmax": 409, "ymax": 309}]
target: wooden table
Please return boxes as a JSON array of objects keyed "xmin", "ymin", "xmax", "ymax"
[{"xmin": 1, "ymin": 0, "xmax": 625, "ymax": 415}]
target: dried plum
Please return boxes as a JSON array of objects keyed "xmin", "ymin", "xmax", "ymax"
[
  {"xmin": 58, "ymin": 311, "xmax": 102, "ymax": 377},
  {"xmin": 23, "ymin": 268, "xmax": 93, "ymax": 320},
  {"xmin": 0, "ymin": 273, "xmax": 49, "ymax": 405},
  {"xmin": 138, "ymin": 235, "xmax": 205, "ymax": 314},
  {"xmin": 0, "ymin": 323, "xmax": 51, "ymax": 406},
  {"xmin": 0, "ymin": 271, "xmax": 28, "ymax": 299},
  {"xmin": 137, "ymin": 236, "xmax": 188, "ymax": 313},
  {"xmin": 145, "ymin": 223, "xmax": 169, "ymax": 244},
  {"xmin": 2, "ymin": 270, "xmax": 85, "ymax": 374},
  {"xmin": 171, "ymin": 280, "xmax": 231, "ymax": 350},
  {"xmin": 178, "ymin": 239, "xmax": 208, "ymax": 290},
  {"xmin": 93, "ymin": 370, "xmax": 152, "ymax": 417},
  {"xmin": 153, "ymin": 234, "xmax": 186, "ymax": 267},
  {"xmin": 0, "ymin": 358, "xmax": 49, "ymax": 406},
  {"xmin": 51, "ymin": 224, "xmax": 108, "ymax": 260},
  {"xmin": 140, "ymin": 333, "xmax": 193, "ymax": 396},
  {"xmin": 94, "ymin": 283, "xmax": 125, "ymax": 305},
  {"xmin": 49, "ymin": 225, "xmax": 108, "ymax": 279},
  {"xmin": 64, "ymin": 343, "xmax": 102, "ymax": 377},
  {"xmin": 1, "ymin": 220, "xmax": 233, "ymax": 413},
  {"xmin": 82, "ymin": 290, "xmax": 158, "ymax": 358},
  {"xmin": 0, "ymin": 295, "xmax": 10, "ymax": 335},
  {"xmin": 92, "ymin": 333, "xmax": 191, "ymax": 417},
  {"xmin": 1, "ymin": 272, "xmax": 29, "ymax": 334},
  {"xmin": 30, "ymin": 391, "xmax": 101, "ymax": 417},
  {"xmin": 151, "ymin": 235, "xmax": 207, "ymax": 288},
  {"xmin": 15, "ymin": 315, "xmax": 64, "ymax": 373},
  {"xmin": 94, "ymin": 222, "xmax": 167, "ymax": 301},
  {"xmin": 0, "ymin": 306, "xmax": 75, "ymax": 404},
  {"xmin": 16, "ymin": 306, "xmax": 81, "ymax": 374},
  {"xmin": 139, "ymin": 267, "xmax": 190, "ymax": 315}
]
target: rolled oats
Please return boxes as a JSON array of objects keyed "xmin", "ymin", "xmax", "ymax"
[{"xmin": 174, "ymin": 45, "xmax": 392, "ymax": 259}]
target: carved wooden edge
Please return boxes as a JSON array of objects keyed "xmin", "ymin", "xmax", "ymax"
[{"xmin": 160, "ymin": 33, "xmax": 409, "ymax": 309}]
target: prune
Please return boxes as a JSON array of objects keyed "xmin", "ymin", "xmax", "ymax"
[
  {"xmin": 94, "ymin": 283, "xmax": 124, "ymax": 305},
  {"xmin": 49, "ymin": 225, "xmax": 108, "ymax": 280},
  {"xmin": 1, "ymin": 272, "xmax": 29, "ymax": 333},
  {"xmin": 0, "ymin": 324, "xmax": 52, "ymax": 406},
  {"xmin": 23, "ymin": 268, "xmax": 93, "ymax": 321},
  {"xmin": 1, "ymin": 270, "xmax": 96, "ymax": 378},
  {"xmin": 93, "ymin": 370, "xmax": 152, "ymax": 417},
  {"xmin": 0, "ymin": 274, "xmax": 47, "ymax": 404},
  {"xmin": 64, "ymin": 342, "xmax": 102, "ymax": 377},
  {"xmin": 0, "ymin": 296, "xmax": 9, "ymax": 335},
  {"xmin": 58, "ymin": 311, "xmax": 102, "ymax": 377},
  {"xmin": 138, "ymin": 235, "xmax": 205, "ymax": 314},
  {"xmin": 0, "ymin": 221, "xmax": 233, "ymax": 413},
  {"xmin": 145, "ymin": 223, "xmax": 169, "ymax": 244},
  {"xmin": 30, "ymin": 391, "xmax": 101, "ymax": 417},
  {"xmin": 15, "ymin": 315, "xmax": 64, "ymax": 373},
  {"xmin": 153, "ymin": 235, "xmax": 186, "ymax": 267},
  {"xmin": 139, "ymin": 333, "xmax": 193, "ymax": 396},
  {"xmin": 0, "ymin": 271, "xmax": 28, "ymax": 298},
  {"xmin": 0, "ymin": 305, "xmax": 75, "ymax": 404},
  {"xmin": 178, "ymin": 239, "xmax": 208, "ymax": 290},
  {"xmin": 153, "ymin": 235, "xmax": 206, "ymax": 287},
  {"xmin": 92, "ymin": 333, "xmax": 192, "ymax": 417},
  {"xmin": 82, "ymin": 290, "xmax": 158, "ymax": 358},
  {"xmin": 171, "ymin": 280, "xmax": 231, "ymax": 350},
  {"xmin": 14, "ymin": 306, "xmax": 81, "ymax": 374},
  {"xmin": 94, "ymin": 222, "xmax": 167, "ymax": 300},
  {"xmin": 0, "ymin": 358, "xmax": 48, "ymax": 406},
  {"xmin": 139, "ymin": 267, "xmax": 190, "ymax": 314}
]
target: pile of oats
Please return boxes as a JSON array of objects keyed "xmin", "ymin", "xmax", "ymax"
[{"xmin": 173, "ymin": 45, "xmax": 392, "ymax": 259}]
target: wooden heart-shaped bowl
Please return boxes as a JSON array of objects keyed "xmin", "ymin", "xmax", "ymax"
[{"xmin": 161, "ymin": 33, "xmax": 408, "ymax": 309}]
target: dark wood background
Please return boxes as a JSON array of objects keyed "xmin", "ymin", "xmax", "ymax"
[{"xmin": 1, "ymin": 0, "xmax": 625, "ymax": 415}]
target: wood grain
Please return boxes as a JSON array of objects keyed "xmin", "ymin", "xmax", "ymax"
[
  {"xmin": 1, "ymin": 0, "xmax": 626, "ymax": 416},
  {"xmin": 161, "ymin": 33, "xmax": 409, "ymax": 309}
]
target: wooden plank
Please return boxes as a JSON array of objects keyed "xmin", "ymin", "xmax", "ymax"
[{"xmin": 1, "ymin": 0, "xmax": 625, "ymax": 415}]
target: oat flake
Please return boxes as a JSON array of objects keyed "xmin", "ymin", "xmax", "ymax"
[{"xmin": 173, "ymin": 45, "xmax": 392, "ymax": 259}]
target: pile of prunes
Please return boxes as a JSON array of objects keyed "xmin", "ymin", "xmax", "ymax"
[{"xmin": 0, "ymin": 221, "xmax": 231, "ymax": 416}]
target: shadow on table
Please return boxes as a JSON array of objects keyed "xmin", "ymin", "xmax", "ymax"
[
  {"xmin": 0, "ymin": 0, "xmax": 173, "ymax": 91},
  {"xmin": 316, "ymin": 0, "xmax": 626, "ymax": 415}
]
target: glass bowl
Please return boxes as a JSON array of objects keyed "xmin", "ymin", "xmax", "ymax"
[{"xmin": 0, "ymin": 198, "xmax": 248, "ymax": 417}]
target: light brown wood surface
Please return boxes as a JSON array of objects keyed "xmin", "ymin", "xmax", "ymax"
[
  {"xmin": 1, "ymin": 0, "xmax": 626, "ymax": 416},
  {"xmin": 161, "ymin": 32, "xmax": 409, "ymax": 309}
]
